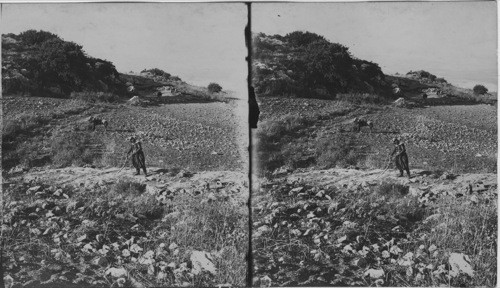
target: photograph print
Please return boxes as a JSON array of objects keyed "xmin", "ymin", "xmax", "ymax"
[
  {"xmin": 251, "ymin": 1, "xmax": 497, "ymax": 287},
  {"xmin": 1, "ymin": 3, "xmax": 249, "ymax": 287}
]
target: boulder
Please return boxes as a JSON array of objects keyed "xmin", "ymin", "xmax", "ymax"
[
  {"xmin": 190, "ymin": 250, "xmax": 217, "ymax": 275},
  {"xmin": 105, "ymin": 267, "xmax": 128, "ymax": 278},
  {"xmin": 364, "ymin": 268, "xmax": 385, "ymax": 279},
  {"xmin": 449, "ymin": 253, "xmax": 474, "ymax": 277}
]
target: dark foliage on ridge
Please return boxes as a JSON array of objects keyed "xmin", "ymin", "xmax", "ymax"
[
  {"xmin": 252, "ymin": 31, "xmax": 389, "ymax": 99},
  {"xmin": 2, "ymin": 30, "xmax": 126, "ymax": 97}
]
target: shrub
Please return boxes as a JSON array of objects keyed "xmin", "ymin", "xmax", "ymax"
[
  {"xmin": 111, "ymin": 180, "xmax": 146, "ymax": 196},
  {"xmin": 284, "ymin": 31, "xmax": 326, "ymax": 47},
  {"xmin": 315, "ymin": 135, "xmax": 364, "ymax": 168},
  {"xmin": 51, "ymin": 130, "xmax": 102, "ymax": 167},
  {"xmin": 208, "ymin": 82, "xmax": 222, "ymax": 93},
  {"xmin": 256, "ymin": 115, "xmax": 313, "ymax": 174},
  {"xmin": 18, "ymin": 29, "xmax": 59, "ymax": 46},
  {"xmin": 141, "ymin": 68, "xmax": 171, "ymax": 79},
  {"xmin": 377, "ymin": 181, "xmax": 409, "ymax": 196},
  {"xmin": 435, "ymin": 77, "xmax": 447, "ymax": 83},
  {"xmin": 473, "ymin": 84, "xmax": 488, "ymax": 95},
  {"xmin": 336, "ymin": 93, "xmax": 384, "ymax": 104},
  {"xmin": 70, "ymin": 91, "xmax": 119, "ymax": 103}
]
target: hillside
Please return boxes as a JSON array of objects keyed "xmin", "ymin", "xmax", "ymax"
[
  {"xmin": 2, "ymin": 30, "xmax": 126, "ymax": 97},
  {"xmin": 2, "ymin": 30, "xmax": 243, "ymax": 174},
  {"xmin": 252, "ymin": 31, "xmax": 497, "ymax": 287},
  {"xmin": 252, "ymin": 31, "xmax": 389, "ymax": 98},
  {"xmin": 2, "ymin": 30, "xmax": 248, "ymax": 287}
]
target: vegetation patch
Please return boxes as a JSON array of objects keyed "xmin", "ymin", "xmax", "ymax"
[
  {"xmin": 3, "ymin": 30, "xmax": 126, "ymax": 97},
  {"xmin": 50, "ymin": 130, "xmax": 104, "ymax": 168},
  {"xmin": 208, "ymin": 83, "xmax": 223, "ymax": 93},
  {"xmin": 3, "ymin": 178, "xmax": 247, "ymax": 287},
  {"xmin": 256, "ymin": 114, "xmax": 314, "ymax": 175},
  {"xmin": 253, "ymin": 31, "xmax": 389, "ymax": 99},
  {"xmin": 253, "ymin": 179, "xmax": 496, "ymax": 287}
]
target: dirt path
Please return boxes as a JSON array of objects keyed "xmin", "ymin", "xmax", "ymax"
[{"xmin": 274, "ymin": 167, "xmax": 497, "ymax": 196}]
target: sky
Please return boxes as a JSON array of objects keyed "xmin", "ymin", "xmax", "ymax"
[
  {"xmin": 253, "ymin": 2, "xmax": 498, "ymax": 92},
  {"xmin": 1, "ymin": 3, "xmax": 248, "ymax": 97}
]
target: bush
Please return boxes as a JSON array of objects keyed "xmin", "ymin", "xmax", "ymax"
[
  {"xmin": 315, "ymin": 135, "xmax": 364, "ymax": 168},
  {"xmin": 435, "ymin": 77, "xmax": 447, "ymax": 83},
  {"xmin": 377, "ymin": 181, "xmax": 409, "ymax": 196},
  {"xmin": 70, "ymin": 91, "xmax": 119, "ymax": 103},
  {"xmin": 3, "ymin": 114, "xmax": 51, "ymax": 141},
  {"xmin": 141, "ymin": 68, "xmax": 171, "ymax": 79},
  {"xmin": 4, "ymin": 30, "xmax": 125, "ymax": 97},
  {"xmin": 336, "ymin": 93, "xmax": 384, "ymax": 104},
  {"xmin": 473, "ymin": 84, "xmax": 488, "ymax": 95},
  {"xmin": 18, "ymin": 29, "xmax": 59, "ymax": 46},
  {"xmin": 111, "ymin": 180, "xmax": 146, "ymax": 196},
  {"xmin": 256, "ymin": 115, "xmax": 313, "ymax": 174},
  {"xmin": 208, "ymin": 83, "xmax": 222, "ymax": 93}
]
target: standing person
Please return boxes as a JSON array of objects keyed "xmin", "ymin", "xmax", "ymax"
[
  {"xmin": 127, "ymin": 136, "xmax": 147, "ymax": 176},
  {"xmin": 390, "ymin": 138, "xmax": 410, "ymax": 178}
]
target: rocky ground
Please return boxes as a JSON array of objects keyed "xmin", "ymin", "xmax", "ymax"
[
  {"xmin": 3, "ymin": 167, "xmax": 248, "ymax": 287},
  {"xmin": 2, "ymin": 88, "xmax": 249, "ymax": 287}
]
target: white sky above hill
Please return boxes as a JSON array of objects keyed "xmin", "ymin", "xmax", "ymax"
[
  {"xmin": 1, "ymin": 3, "xmax": 248, "ymax": 97},
  {"xmin": 1, "ymin": 2, "xmax": 497, "ymax": 93},
  {"xmin": 253, "ymin": 2, "xmax": 498, "ymax": 92}
]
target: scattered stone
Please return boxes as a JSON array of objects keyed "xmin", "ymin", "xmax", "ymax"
[
  {"xmin": 364, "ymin": 268, "xmax": 385, "ymax": 279},
  {"xmin": 449, "ymin": 253, "xmax": 474, "ymax": 277},
  {"xmin": 4, "ymin": 275, "xmax": 14, "ymax": 288},
  {"xmin": 106, "ymin": 267, "xmax": 128, "ymax": 278},
  {"xmin": 94, "ymin": 256, "xmax": 108, "ymax": 267},
  {"xmin": 177, "ymin": 170, "xmax": 192, "ymax": 178},
  {"xmin": 26, "ymin": 186, "xmax": 42, "ymax": 194},
  {"xmin": 424, "ymin": 214, "xmax": 441, "ymax": 223},
  {"xmin": 128, "ymin": 96, "xmax": 141, "ymax": 105},
  {"xmin": 343, "ymin": 221, "xmax": 357, "ymax": 229},
  {"xmin": 168, "ymin": 243, "xmax": 178, "ymax": 251},
  {"xmin": 289, "ymin": 187, "xmax": 304, "ymax": 194},
  {"xmin": 190, "ymin": 250, "xmax": 217, "ymax": 275},
  {"xmin": 260, "ymin": 276, "xmax": 272, "ymax": 287},
  {"xmin": 470, "ymin": 195, "xmax": 479, "ymax": 204},
  {"xmin": 254, "ymin": 225, "xmax": 271, "ymax": 238}
]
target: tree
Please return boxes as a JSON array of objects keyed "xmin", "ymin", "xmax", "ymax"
[
  {"xmin": 208, "ymin": 83, "xmax": 222, "ymax": 93},
  {"xmin": 473, "ymin": 84, "xmax": 488, "ymax": 95}
]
